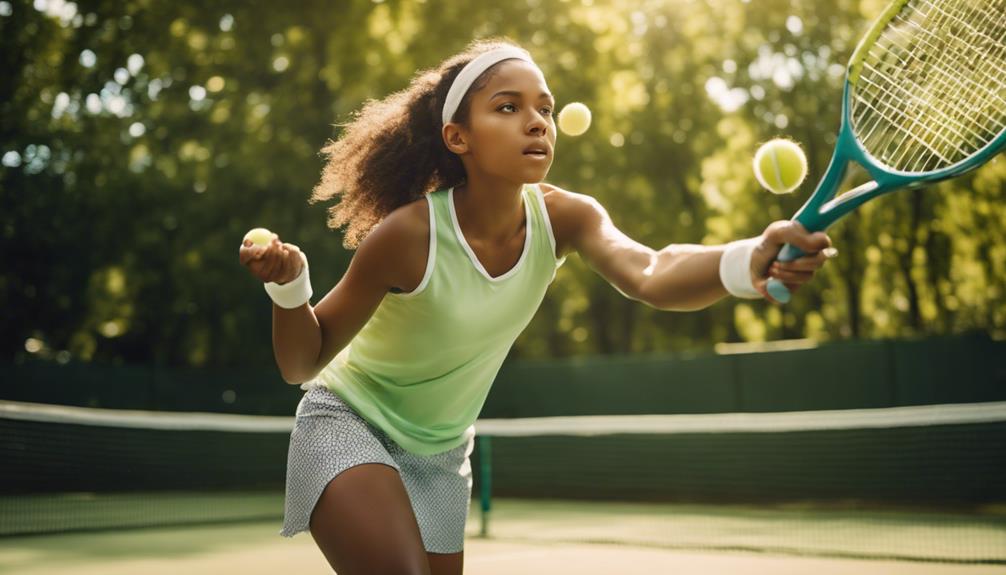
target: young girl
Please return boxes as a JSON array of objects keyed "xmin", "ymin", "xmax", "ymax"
[{"xmin": 238, "ymin": 39, "xmax": 832, "ymax": 575}]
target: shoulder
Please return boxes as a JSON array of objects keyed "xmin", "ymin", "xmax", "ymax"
[
  {"xmin": 538, "ymin": 183, "xmax": 608, "ymax": 257},
  {"xmin": 382, "ymin": 195, "xmax": 431, "ymax": 239},
  {"xmin": 539, "ymin": 182, "xmax": 607, "ymax": 221},
  {"xmin": 352, "ymin": 195, "xmax": 431, "ymax": 292},
  {"xmin": 358, "ymin": 196, "xmax": 429, "ymax": 253}
]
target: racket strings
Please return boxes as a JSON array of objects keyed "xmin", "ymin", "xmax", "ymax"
[
  {"xmin": 891, "ymin": 3, "xmax": 1006, "ymax": 127},
  {"xmin": 903, "ymin": 1, "xmax": 1006, "ymax": 121},
  {"xmin": 857, "ymin": 41, "xmax": 1000, "ymax": 166},
  {"xmin": 860, "ymin": 0, "xmax": 1005, "ymax": 170},
  {"xmin": 857, "ymin": 75, "xmax": 970, "ymax": 165},
  {"xmin": 864, "ymin": 1, "xmax": 1005, "ymax": 169},
  {"xmin": 850, "ymin": 0, "xmax": 1006, "ymax": 174},
  {"xmin": 887, "ymin": 8, "xmax": 1006, "ymax": 129}
]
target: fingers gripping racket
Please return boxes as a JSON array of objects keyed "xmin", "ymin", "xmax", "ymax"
[{"xmin": 768, "ymin": 0, "xmax": 1006, "ymax": 303}]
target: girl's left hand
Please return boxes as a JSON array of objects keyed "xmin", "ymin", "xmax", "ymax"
[{"xmin": 751, "ymin": 221, "xmax": 836, "ymax": 303}]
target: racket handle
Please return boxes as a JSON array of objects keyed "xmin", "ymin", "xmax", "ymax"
[{"xmin": 765, "ymin": 243, "xmax": 805, "ymax": 304}]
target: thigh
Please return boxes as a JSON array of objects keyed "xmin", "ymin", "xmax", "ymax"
[
  {"xmin": 427, "ymin": 551, "xmax": 464, "ymax": 575},
  {"xmin": 395, "ymin": 436, "xmax": 474, "ymax": 554},
  {"xmin": 310, "ymin": 463, "xmax": 430, "ymax": 575}
]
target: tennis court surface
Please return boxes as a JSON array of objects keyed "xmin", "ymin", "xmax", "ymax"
[
  {"xmin": 1, "ymin": 499, "xmax": 1003, "ymax": 574},
  {"xmin": 2, "ymin": 399, "xmax": 1003, "ymax": 572}
]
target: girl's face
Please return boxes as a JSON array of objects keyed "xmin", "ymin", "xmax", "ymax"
[{"xmin": 458, "ymin": 60, "xmax": 557, "ymax": 185}]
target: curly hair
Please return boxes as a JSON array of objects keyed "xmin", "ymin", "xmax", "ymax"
[{"xmin": 310, "ymin": 38, "xmax": 531, "ymax": 249}]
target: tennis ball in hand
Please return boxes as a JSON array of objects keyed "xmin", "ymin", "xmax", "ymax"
[
  {"xmin": 557, "ymin": 102, "xmax": 592, "ymax": 136},
  {"xmin": 243, "ymin": 227, "xmax": 273, "ymax": 247},
  {"xmin": 753, "ymin": 139, "xmax": 808, "ymax": 194}
]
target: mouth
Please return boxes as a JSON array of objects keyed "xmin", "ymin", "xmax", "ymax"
[{"xmin": 522, "ymin": 146, "xmax": 550, "ymax": 159}]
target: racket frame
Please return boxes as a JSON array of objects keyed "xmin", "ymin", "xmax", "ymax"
[{"xmin": 768, "ymin": 0, "xmax": 1006, "ymax": 300}]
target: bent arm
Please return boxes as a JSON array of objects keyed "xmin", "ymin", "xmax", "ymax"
[
  {"xmin": 274, "ymin": 206, "xmax": 426, "ymax": 384},
  {"xmin": 272, "ymin": 302, "xmax": 324, "ymax": 385},
  {"xmin": 273, "ymin": 240, "xmax": 390, "ymax": 384},
  {"xmin": 274, "ymin": 263, "xmax": 389, "ymax": 384}
]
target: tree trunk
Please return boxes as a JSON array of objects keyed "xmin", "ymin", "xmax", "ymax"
[
  {"xmin": 900, "ymin": 190, "xmax": 924, "ymax": 332},
  {"xmin": 842, "ymin": 224, "xmax": 862, "ymax": 338}
]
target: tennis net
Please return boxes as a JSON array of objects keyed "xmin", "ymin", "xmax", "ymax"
[
  {"xmin": 473, "ymin": 401, "xmax": 1006, "ymax": 564},
  {"xmin": 0, "ymin": 400, "xmax": 291, "ymax": 535},
  {"xmin": 2, "ymin": 399, "xmax": 1004, "ymax": 563}
]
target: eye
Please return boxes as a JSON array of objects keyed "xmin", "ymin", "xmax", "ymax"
[{"xmin": 497, "ymin": 103, "xmax": 554, "ymax": 117}]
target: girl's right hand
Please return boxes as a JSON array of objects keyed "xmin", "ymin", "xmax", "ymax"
[{"xmin": 238, "ymin": 233, "xmax": 305, "ymax": 285}]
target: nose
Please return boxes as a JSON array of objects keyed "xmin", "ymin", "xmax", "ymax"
[{"xmin": 527, "ymin": 110, "xmax": 549, "ymax": 136}]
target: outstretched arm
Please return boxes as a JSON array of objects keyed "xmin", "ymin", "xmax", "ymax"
[{"xmin": 548, "ymin": 186, "xmax": 832, "ymax": 311}]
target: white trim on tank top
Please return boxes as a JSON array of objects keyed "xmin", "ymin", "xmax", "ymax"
[
  {"xmin": 388, "ymin": 193, "xmax": 437, "ymax": 298},
  {"xmin": 532, "ymin": 183, "xmax": 567, "ymax": 267},
  {"xmin": 448, "ymin": 186, "xmax": 532, "ymax": 282}
]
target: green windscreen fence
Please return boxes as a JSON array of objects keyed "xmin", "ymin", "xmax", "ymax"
[
  {"xmin": 1, "ymin": 401, "xmax": 290, "ymax": 534},
  {"xmin": 485, "ymin": 334, "xmax": 1006, "ymax": 418},
  {"xmin": 3, "ymin": 334, "xmax": 1003, "ymax": 416},
  {"xmin": 2, "ymin": 399, "xmax": 1005, "ymax": 563}
]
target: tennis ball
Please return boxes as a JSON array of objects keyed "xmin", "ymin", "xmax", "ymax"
[
  {"xmin": 243, "ymin": 227, "xmax": 273, "ymax": 247},
  {"xmin": 557, "ymin": 102, "xmax": 592, "ymax": 136},
  {"xmin": 753, "ymin": 139, "xmax": 808, "ymax": 194}
]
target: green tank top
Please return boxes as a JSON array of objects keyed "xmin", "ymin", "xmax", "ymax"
[{"xmin": 313, "ymin": 183, "xmax": 566, "ymax": 455}]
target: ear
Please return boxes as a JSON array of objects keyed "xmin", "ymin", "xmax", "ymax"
[{"xmin": 442, "ymin": 123, "xmax": 470, "ymax": 155}]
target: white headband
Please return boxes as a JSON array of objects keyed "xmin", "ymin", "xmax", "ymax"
[{"xmin": 441, "ymin": 47, "xmax": 535, "ymax": 126}]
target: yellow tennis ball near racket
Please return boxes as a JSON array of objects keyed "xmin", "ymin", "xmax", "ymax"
[
  {"xmin": 753, "ymin": 139, "xmax": 808, "ymax": 194},
  {"xmin": 557, "ymin": 102, "xmax": 592, "ymax": 136},
  {"xmin": 243, "ymin": 227, "xmax": 273, "ymax": 247}
]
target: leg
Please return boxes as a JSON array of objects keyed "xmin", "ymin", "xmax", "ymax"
[
  {"xmin": 310, "ymin": 463, "xmax": 431, "ymax": 575},
  {"xmin": 403, "ymin": 438, "xmax": 473, "ymax": 575},
  {"xmin": 427, "ymin": 551, "xmax": 464, "ymax": 575}
]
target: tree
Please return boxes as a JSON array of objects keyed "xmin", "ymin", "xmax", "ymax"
[{"xmin": 3, "ymin": 0, "xmax": 1003, "ymax": 370}]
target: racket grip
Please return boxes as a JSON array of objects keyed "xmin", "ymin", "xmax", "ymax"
[{"xmin": 765, "ymin": 243, "xmax": 805, "ymax": 304}]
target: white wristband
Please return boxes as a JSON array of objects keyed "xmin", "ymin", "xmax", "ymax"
[
  {"xmin": 719, "ymin": 239, "xmax": 762, "ymax": 299},
  {"xmin": 264, "ymin": 251, "xmax": 313, "ymax": 309}
]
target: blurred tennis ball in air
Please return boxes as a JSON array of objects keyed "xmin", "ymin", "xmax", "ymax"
[
  {"xmin": 243, "ymin": 227, "xmax": 273, "ymax": 247},
  {"xmin": 557, "ymin": 102, "xmax": 592, "ymax": 136},
  {"xmin": 753, "ymin": 138, "xmax": 808, "ymax": 194}
]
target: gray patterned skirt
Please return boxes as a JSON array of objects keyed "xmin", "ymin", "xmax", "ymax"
[{"xmin": 280, "ymin": 386, "xmax": 474, "ymax": 553}]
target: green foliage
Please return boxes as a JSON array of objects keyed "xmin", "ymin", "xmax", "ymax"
[{"xmin": 3, "ymin": 0, "xmax": 1003, "ymax": 368}]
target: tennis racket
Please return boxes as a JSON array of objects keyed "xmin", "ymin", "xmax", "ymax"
[{"xmin": 767, "ymin": 0, "xmax": 1006, "ymax": 303}]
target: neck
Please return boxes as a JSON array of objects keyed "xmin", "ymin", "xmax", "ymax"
[{"xmin": 452, "ymin": 174, "xmax": 526, "ymax": 244}]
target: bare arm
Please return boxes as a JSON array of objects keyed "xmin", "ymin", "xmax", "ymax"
[
  {"xmin": 271, "ymin": 233, "xmax": 390, "ymax": 385},
  {"xmin": 547, "ymin": 186, "xmax": 831, "ymax": 311},
  {"xmin": 242, "ymin": 201, "xmax": 429, "ymax": 384},
  {"xmin": 559, "ymin": 192, "xmax": 726, "ymax": 310},
  {"xmin": 271, "ymin": 303, "xmax": 323, "ymax": 385}
]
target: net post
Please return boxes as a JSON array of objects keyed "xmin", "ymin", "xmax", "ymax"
[{"xmin": 478, "ymin": 435, "xmax": 492, "ymax": 537}]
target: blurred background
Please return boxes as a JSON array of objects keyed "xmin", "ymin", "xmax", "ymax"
[
  {"xmin": 2, "ymin": 0, "xmax": 1004, "ymax": 572},
  {"xmin": 4, "ymin": 0, "xmax": 1005, "ymax": 372}
]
